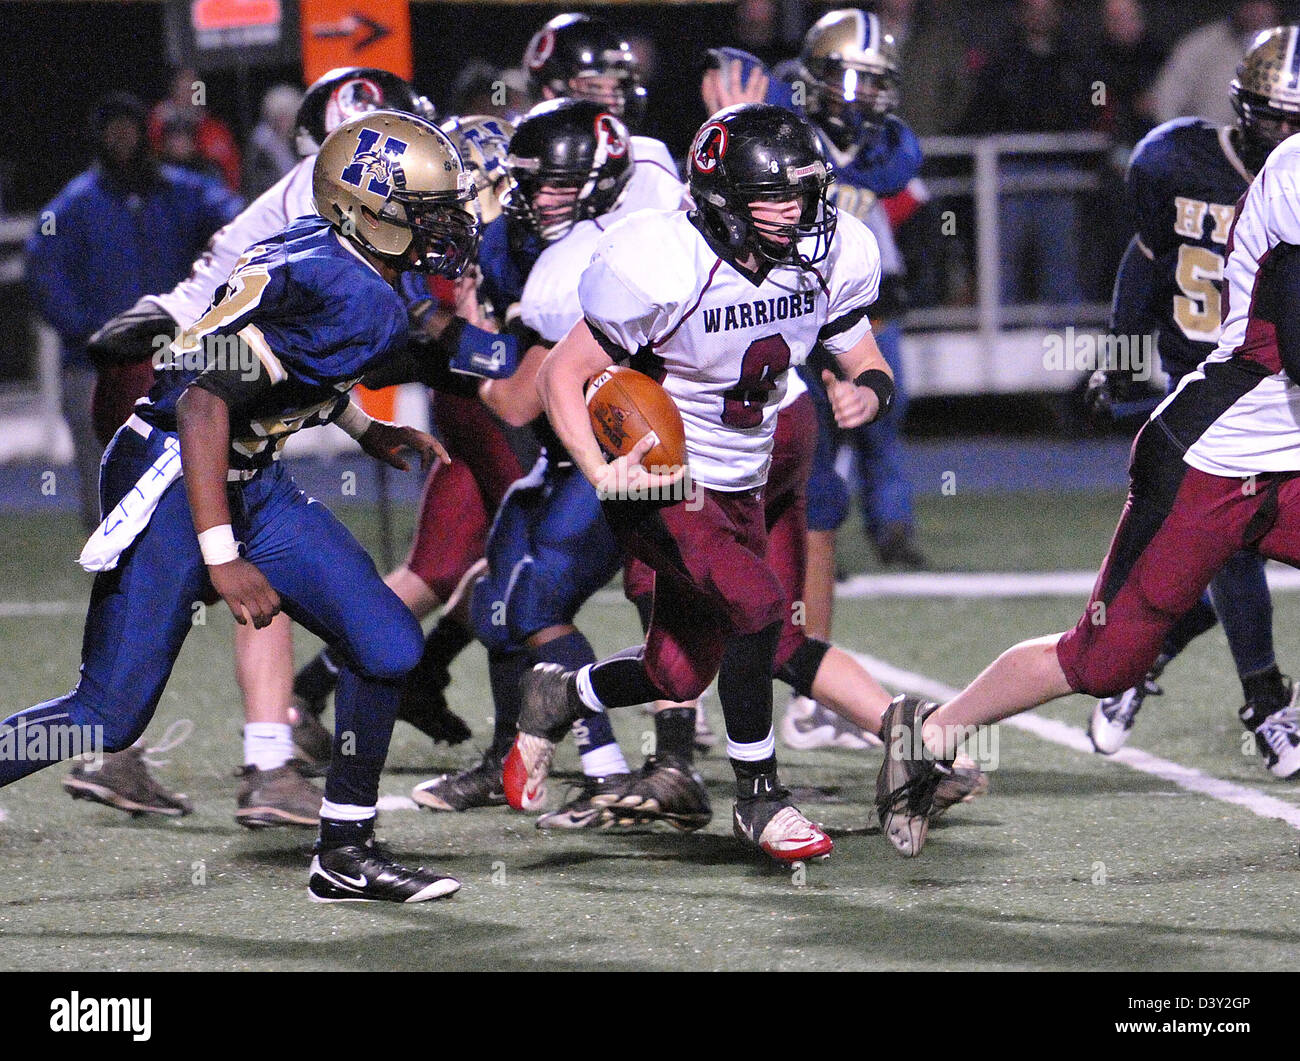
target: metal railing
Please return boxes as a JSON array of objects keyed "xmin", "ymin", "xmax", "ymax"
[{"xmin": 907, "ymin": 130, "xmax": 1116, "ymax": 344}]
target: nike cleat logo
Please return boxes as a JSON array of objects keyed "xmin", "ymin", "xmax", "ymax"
[{"xmin": 323, "ymin": 869, "xmax": 368, "ymax": 890}]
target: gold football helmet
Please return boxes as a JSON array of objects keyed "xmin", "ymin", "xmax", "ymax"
[
  {"xmin": 440, "ymin": 114, "xmax": 516, "ymax": 225},
  {"xmin": 1231, "ymin": 25, "xmax": 1300, "ymax": 173},
  {"xmin": 799, "ymin": 9, "xmax": 901, "ymax": 150},
  {"xmin": 313, "ymin": 110, "xmax": 479, "ymax": 276}
]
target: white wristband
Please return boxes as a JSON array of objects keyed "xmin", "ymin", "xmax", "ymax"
[
  {"xmin": 197, "ymin": 524, "xmax": 240, "ymax": 566},
  {"xmin": 335, "ymin": 401, "xmax": 374, "ymax": 440}
]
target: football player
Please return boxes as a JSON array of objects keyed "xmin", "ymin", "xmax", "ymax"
[
  {"xmin": 291, "ymin": 114, "xmax": 527, "ymax": 760},
  {"xmin": 878, "ymin": 69, "xmax": 1300, "ymax": 859},
  {"xmin": 67, "ymin": 67, "xmax": 431, "ymax": 827},
  {"xmin": 410, "ymin": 98, "xmax": 685, "ymax": 822},
  {"xmin": 1085, "ymin": 25, "xmax": 1300, "ymax": 774},
  {"xmin": 3, "ymin": 111, "xmax": 478, "ymax": 902},
  {"xmin": 506, "ymin": 103, "xmax": 891, "ymax": 866}
]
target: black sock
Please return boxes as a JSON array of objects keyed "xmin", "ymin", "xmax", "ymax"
[
  {"xmin": 655, "ymin": 707, "xmax": 696, "ymax": 764},
  {"xmin": 318, "ymin": 816, "xmax": 374, "ymax": 849},
  {"xmin": 716, "ymin": 622, "xmax": 782, "ymax": 746},
  {"xmin": 407, "ymin": 616, "xmax": 474, "ymax": 691},
  {"xmin": 1242, "ymin": 665, "xmax": 1287, "ymax": 710},
  {"xmin": 588, "ymin": 647, "xmax": 666, "ymax": 709},
  {"xmin": 489, "ymin": 649, "xmax": 532, "ymax": 760},
  {"xmin": 1161, "ymin": 598, "xmax": 1218, "ymax": 659},
  {"xmin": 294, "ymin": 649, "xmax": 341, "ymax": 712}
]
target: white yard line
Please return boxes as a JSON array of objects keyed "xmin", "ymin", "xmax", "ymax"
[{"xmin": 852, "ymin": 650, "xmax": 1300, "ymax": 831}]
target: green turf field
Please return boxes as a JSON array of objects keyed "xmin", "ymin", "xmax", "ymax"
[{"xmin": 3, "ymin": 489, "xmax": 1299, "ymax": 972}]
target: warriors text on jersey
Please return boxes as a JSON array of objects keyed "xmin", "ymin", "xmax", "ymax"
[
  {"xmin": 1126, "ymin": 117, "xmax": 1253, "ymax": 377},
  {"xmin": 139, "ymin": 215, "xmax": 408, "ymax": 471},
  {"xmin": 578, "ymin": 208, "xmax": 880, "ymax": 490},
  {"xmin": 1154, "ymin": 134, "xmax": 1300, "ymax": 476}
]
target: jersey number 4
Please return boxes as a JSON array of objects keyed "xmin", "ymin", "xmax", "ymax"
[
  {"xmin": 1173, "ymin": 244, "xmax": 1225, "ymax": 343},
  {"xmin": 721, "ymin": 334, "xmax": 792, "ymax": 428}
]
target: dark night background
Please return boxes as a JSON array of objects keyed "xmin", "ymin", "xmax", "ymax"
[{"xmin": 2, "ymin": 0, "xmax": 1294, "ymax": 213}]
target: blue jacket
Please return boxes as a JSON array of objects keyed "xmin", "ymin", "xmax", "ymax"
[{"xmin": 25, "ymin": 163, "xmax": 242, "ymax": 367}]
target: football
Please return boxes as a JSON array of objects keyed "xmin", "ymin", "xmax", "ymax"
[{"xmin": 585, "ymin": 365, "xmax": 687, "ymax": 471}]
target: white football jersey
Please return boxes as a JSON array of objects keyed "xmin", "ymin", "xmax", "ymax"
[
  {"xmin": 520, "ymin": 144, "xmax": 689, "ymax": 343},
  {"xmin": 146, "ymin": 157, "xmax": 315, "ymax": 328},
  {"xmin": 579, "ymin": 208, "xmax": 880, "ymax": 490},
  {"xmin": 1157, "ymin": 134, "xmax": 1300, "ymax": 476}
]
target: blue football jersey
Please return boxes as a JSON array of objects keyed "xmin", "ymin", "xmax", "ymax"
[
  {"xmin": 1125, "ymin": 117, "xmax": 1252, "ymax": 377},
  {"xmin": 139, "ymin": 215, "xmax": 409, "ymax": 470}
]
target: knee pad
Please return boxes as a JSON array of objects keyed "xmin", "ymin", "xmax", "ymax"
[{"xmin": 352, "ymin": 609, "xmax": 424, "ymax": 682}]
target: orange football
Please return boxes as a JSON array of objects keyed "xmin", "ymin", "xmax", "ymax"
[{"xmin": 585, "ymin": 365, "xmax": 687, "ymax": 472}]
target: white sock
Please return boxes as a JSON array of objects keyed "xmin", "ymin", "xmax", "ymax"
[
  {"xmin": 320, "ymin": 800, "xmax": 376, "ymax": 823},
  {"xmin": 581, "ymin": 742, "xmax": 629, "ymax": 778},
  {"xmin": 243, "ymin": 722, "xmax": 293, "ymax": 771}
]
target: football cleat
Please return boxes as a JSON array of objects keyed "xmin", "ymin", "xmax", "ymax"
[
  {"xmin": 733, "ymin": 778, "xmax": 833, "ymax": 865},
  {"xmin": 235, "ymin": 761, "xmax": 322, "ymax": 829},
  {"xmin": 503, "ymin": 664, "xmax": 584, "ymax": 810},
  {"xmin": 1089, "ymin": 672, "xmax": 1163, "ymax": 755},
  {"xmin": 308, "ymin": 838, "xmax": 460, "ymax": 904},
  {"xmin": 536, "ymin": 773, "xmax": 632, "ymax": 830},
  {"xmin": 397, "ymin": 684, "xmax": 472, "ymax": 746},
  {"xmin": 875, "ymin": 694, "xmax": 948, "ymax": 857},
  {"xmin": 411, "ymin": 754, "xmax": 506, "ymax": 812},
  {"xmin": 290, "ymin": 699, "xmax": 333, "ymax": 770},
  {"xmin": 1243, "ymin": 678, "xmax": 1300, "ymax": 779},
  {"xmin": 780, "ymin": 694, "xmax": 881, "ymax": 751},
  {"xmin": 607, "ymin": 755, "xmax": 712, "ymax": 831},
  {"xmin": 63, "ymin": 721, "xmax": 194, "ymax": 818},
  {"xmin": 929, "ymin": 754, "xmax": 989, "ymax": 821}
]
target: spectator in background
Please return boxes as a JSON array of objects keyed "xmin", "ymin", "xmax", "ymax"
[
  {"xmin": 148, "ymin": 67, "xmax": 241, "ymax": 191},
  {"xmin": 1086, "ymin": 0, "xmax": 1167, "ymax": 301},
  {"xmin": 965, "ymin": 0, "xmax": 1094, "ymax": 308},
  {"xmin": 878, "ymin": 0, "xmax": 973, "ymax": 135},
  {"xmin": 1153, "ymin": 1, "xmax": 1279, "ymax": 126},
  {"xmin": 449, "ymin": 59, "xmax": 529, "ymax": 119},
  {"xmin": 241, "ymin": 84, "xmax": 301, "ymax": 199},
  {"xmin": 24, "ymin": 93, "xmax": 241, "ymax": 529}
]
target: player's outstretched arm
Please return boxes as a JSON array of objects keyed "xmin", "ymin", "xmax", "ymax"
[
  {"xmin": 176, "ymin": 385, "xmax": 281, "ymax": 629},
  {"xmin": 479, "ymin": 342, "xmax": 549, "ymax": 427},
  {"xmin": 824, "ymin": 331, "xmax": 893, "ymax": 429}
]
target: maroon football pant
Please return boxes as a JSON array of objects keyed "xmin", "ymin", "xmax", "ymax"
[
  {"xmin": 622, "ymin": 392, "xmax": 817, "ymax": 673},
  {"xmin": 1058, "ymin": 422, "xmax": 1300, "ymax": 696},
  {"xmin": 404, "ymin": 392, "xmax": 525, "ymax": 601},
  {"xmin": 605, "ymin": 483, "xmax": 787, "ymax": 705}
]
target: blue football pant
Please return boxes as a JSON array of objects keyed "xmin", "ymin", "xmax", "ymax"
[{"xmin": 0, "ymin": 424, "xmax": 422, "ymax": 808}]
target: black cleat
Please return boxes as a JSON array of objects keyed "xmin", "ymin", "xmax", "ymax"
[
  {"xmin": 536, "ymin": 773, "xmax": 633, "ymax": 830},
  {"xmin": 875, "ymin": 694, "xmax": 949, "ymax": 857},
  {"xmin": 607, "ymin": 755, "xmax": 712, "ymax": 831},
  {"xmin": 397, "ymin": 685, "xmax": 472, "ymax": 746},
  {"xmin": 308, "ymin": 838, "xmax": 460, "ymax": 903},
  {"xmin": 411, "ymin": 754, "xmax": 506, "ymax": 812}
]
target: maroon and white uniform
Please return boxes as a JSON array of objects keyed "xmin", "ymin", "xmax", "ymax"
[
  {"xmin": 583, "ymin": 206, "xmax": 879, "ymax": 700},
  {"xmin": 1058, "ymin": 135, "xmax": 1300, "ymax": 695}
]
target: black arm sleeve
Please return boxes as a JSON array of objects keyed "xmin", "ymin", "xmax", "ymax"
[
  {"xmin": 1258, "ymin": 241, "xmax": 1300, "ymax": 387},
  {"xmin": 189, "ymin": 366, "xmax": 276, "ymax": 421},
  {"xmin": 360, "ymin": 326, "xmax": 478, "ymax": 398}
]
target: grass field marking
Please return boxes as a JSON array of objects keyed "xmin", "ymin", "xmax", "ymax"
[
  {"xmin": 0, "ymin": 601, "xmax": 81, "ymax": 618},
  {"xmin": 378, "ymin": 794, "xmax": 418, "ymax": 811},
  {"xmin": 850, "ymin": 650, "xmax": 1300, "ymax": 832}
]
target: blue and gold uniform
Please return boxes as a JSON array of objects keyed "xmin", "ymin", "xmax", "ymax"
[
  {"xmin": 1121, "ymin": 117, "xmax": 1252, "ymax": 380},
  {"xmin": 0, "ymin": 215, "xmax": 424, "ymax": 811}
]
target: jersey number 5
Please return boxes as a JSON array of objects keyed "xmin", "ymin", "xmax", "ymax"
[
  {"xmin": 1173, "ymin": 244, "xmax": 1225, "ymax": 343},
  {"xmin": 721, "ymin": 334, "xmax": 792, "ymax": 428}
]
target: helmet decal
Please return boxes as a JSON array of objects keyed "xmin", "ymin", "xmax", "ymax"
[
  {"xmin": 325, "ymin": 77, "xmax": 385, "ymax": 134},
  {"xmin": 526, "ymin": 28, "xmax": 556, "ymax": 71},
  {"xmin": 692, "ymin": 122, "xmax": 728, "ymax": 174},
  {"xmin": 340, "ymin": 129, "xmax": 409, "ymax": 197},
  {"xmin": 595, "ymin": 113, "xmax": 628, "ymax": 159}
]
